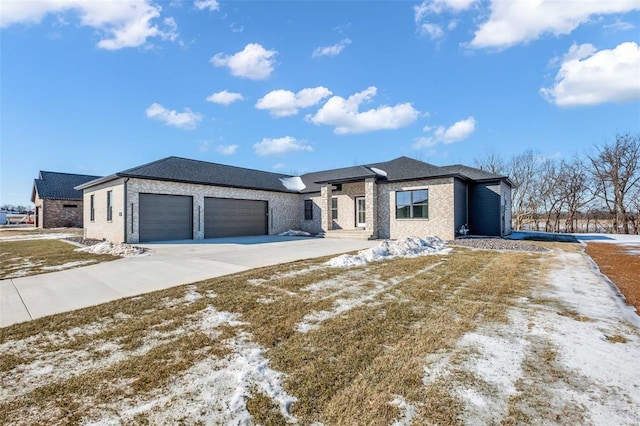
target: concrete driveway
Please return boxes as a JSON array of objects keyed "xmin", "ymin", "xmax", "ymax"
[{"xmin": 1, "ymin": 236, "xmax": 377, "ymax": 328}]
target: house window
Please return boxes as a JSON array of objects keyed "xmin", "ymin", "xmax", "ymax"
[
  {"xmin": 331, "ymin": 197, "xmax": 338, "ymax": 220},
  {"xmin": 396, "ymin": 189, "xmax": 428, "ymax": 219},
  {"xmin": 90, "ymin": 195, "xmax": 95, "ymax": 221},
  {"xmin": 107, "ymin": 191, "xmax": 113, "ymax": 221},
  {"xmin": 304, "ymin": 199, "xmax": 313, "ymax": 220}
]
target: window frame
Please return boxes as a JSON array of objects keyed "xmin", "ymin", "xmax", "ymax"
[
  {"xmin": 395, "ymin": 189, "xmax": 429, "ymax": 219},
  {"xmin": 331, "ymin": 197, "xmax": 338, "ymax": 220},
  {"xmin": 90, "ymin": 195, "xmax": 95, "ymax": 222},
  {"xmin": 106, "ymin": 191, "xmax": 113, "ymax": 222},
  {"xmin": 304, "ymin": 199, "xmax": 313, "ymax": 221}
]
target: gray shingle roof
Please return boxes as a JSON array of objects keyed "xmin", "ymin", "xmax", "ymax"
[
  {"xmin": 76, "ymin": 155, "xmax": 511, "ymax": 194},
  {"xmin": 32, "ymin": 171, "xmax": 102, "ymax": 202},
  {"xmin": 117, "ymin": 156, "xmax": 295, "ymax": 193}
]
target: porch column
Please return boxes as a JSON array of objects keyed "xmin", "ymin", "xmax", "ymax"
[
  {"xmin": 365, "ymin": 178, "xmax": 378, "ymax": 238},
  {"xmin": 320, "ymin": 184, "xmax": 333, "ymax": 232}
]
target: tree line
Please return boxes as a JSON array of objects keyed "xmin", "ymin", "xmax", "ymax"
[{"xmin": 474, "ymin": 133, "xmax": 640, "ymax": 235}]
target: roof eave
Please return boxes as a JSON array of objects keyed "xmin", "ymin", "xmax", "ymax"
[
  {"xmin": 75, "ymin": 174, "xmax": 121, "ymax": 190},
  {"xmin": 116, "ymin": 174, "xmax": 297, "ymax": 194}
]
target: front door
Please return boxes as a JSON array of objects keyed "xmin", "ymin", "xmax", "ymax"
[{"xmin": 355, "ymin": 197, "xmax": 366, "ymax": 228}]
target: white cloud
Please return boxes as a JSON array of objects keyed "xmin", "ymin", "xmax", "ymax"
[
  {"xmin": 206, "ymin": 90, "xmax": 244, "ymax": 105},
  {"xmin": 256, "ymin": 87, "xmax": 332, "ymax": 117},
  {"xmin": 194, "ymin": 0, "xmax": 219, "ymax": 11},
  {"xmin": 414, "ymin": 116, "xmax": 476, "ymax": 149},
  {"xmin": 541, "ymin": 42, "xmax": 640, "ymax": 107},
  {"xmin": 307, "ymin": 87, "xmax": 419, "ymax": 134},
  {"xmin": 253, "ymin": 136, "xmax": 313, "ymax": 156},
  {"xmin": 470, "ymin": 0, "xmax": 640, "ymax": 49},
  {"xmin": 145, "ymin": 103, "xmax": 202, "ymax": 130},
  {"xmin": 211, "ymin": 43, "xmax": 277, "ymax": 80},
  {"xmin": 0, "ymin": 0, "xmax": 178, "ymax": 50},
  {"xmin": 414, "ymin": 0, "xmax": 477, "ymax": 39},
  {"xmin": 216, "ymin": 144, "xmax": 238, "ymax": 155},
  {"xmin": 312, "ymin": 39, "xmax": 352, "ymax": 57}
]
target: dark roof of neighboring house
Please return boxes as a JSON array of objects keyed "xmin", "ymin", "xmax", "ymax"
[
  {"xmin": 32, "ymin": 171, "xmax": 102, "ymax": 202},
  {"xmin": 76, "ymin": 155, "xmax": 511, "ymax": 194}
]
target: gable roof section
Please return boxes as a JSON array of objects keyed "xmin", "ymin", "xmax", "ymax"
[
  {"xmin": 113, "ymin": 156, "xmax": 296, "ymax": 193},
  {"xmin": 32, "ymin": 171, "xmax": 102, "ymax": 202},
  {"xmin": 439, "ymin": 164, "xmax": 510, "ymax": 183},
  {"xmin": 365, "ymin": 156, "xmax": 449, "ymax": 181},
  {"xmin": 299, "ymin": 166, "xmax": 376, "ymax": 193}
]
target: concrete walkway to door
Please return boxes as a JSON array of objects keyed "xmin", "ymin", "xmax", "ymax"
[{"xmin": 1, "ymin": 236, "xmax": 378, "ymax": 328}]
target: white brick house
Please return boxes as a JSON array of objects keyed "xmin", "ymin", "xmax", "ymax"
[{"xmin": 76, "ymin": 156, "xmax": 512, "ymax": 243}]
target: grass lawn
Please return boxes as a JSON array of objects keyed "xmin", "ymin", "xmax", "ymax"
[
  {"xmin": 0, "ymin": 239, "xmax": 116, "ymax": 279},
  {"xmin": 1, "ymin": 242, "xmax": 638, "ymax": 425}
]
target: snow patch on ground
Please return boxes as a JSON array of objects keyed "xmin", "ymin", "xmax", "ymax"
[
  {"xmin": 75, "ymin": 241, "xmax": 147, "ymax": 257},
  {"xmin": 389, "ymin": 395, "xmax": 417, "ymax": 426},
  {"xmin": 0, "ymin": 233, "xmax": 75, "ymax": 241},
  {"xmin": 278, "ymin": 229, "xmax": 311, "ymax": 237},
  {"xmin": 326, "ymin": 236, "xmax": 449, "ymax": 267}
]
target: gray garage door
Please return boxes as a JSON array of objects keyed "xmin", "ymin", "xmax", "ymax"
[
  {"xmin": 204, "ymin": 197, "xmax": 268, "ymax": 238},
  {"xmin": 139, "ymin": 193, "xmax": 193, "ymax": 242}
]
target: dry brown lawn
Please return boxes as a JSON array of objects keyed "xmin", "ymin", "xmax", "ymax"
[
  {"xmin": 1, "ymin": 241, "xmax": 638, "ymax": 425},
  {"xmin": 0, "ymin": 239, "xmax": 116, "ymax": 279},
  {"xmin": 585, "ymin": 242, "xmax": 640, "ymax": 312}
]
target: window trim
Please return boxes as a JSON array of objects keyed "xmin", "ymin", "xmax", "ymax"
[
  {"xmin": 90, "ymin": 195, "xmax": 95, "ymax": 222},
  {"xmin": 331, "ymin": 197, "xmax": 338, "ymax": 220},
  {"xmin": 107, "ymin": 191, "xmax": 113, "ymax": 222},
  {"xmin": 395, "ymin": 189, "xmax": 429, "ymax": 219},
  {"xmin": 304, "ymin": 199, "xmax": 313, "ymax": 221}
]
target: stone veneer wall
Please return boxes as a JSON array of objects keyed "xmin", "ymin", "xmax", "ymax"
[
  {"xmin": 301, "ymin": 194, "xmax": 323, "ymax": 234},
  {"xmin": 333, "ymin": 182, "xmax": 365, "ymax": 230},
  {"xmin": 83, "ymin": 179, "xmax": 126, "ymax": 242},
  {"xmin": 377, "ymin": 177, "xmax": 456, "ymax": 240},
  {"xmin": 125, "ymin": 178, "xmax": 302, "ymax": 243}
]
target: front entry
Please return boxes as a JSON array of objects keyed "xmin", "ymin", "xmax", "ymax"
[{"xmin": 355, "ymin": 196, "xmax": 366, "ymax": 228}]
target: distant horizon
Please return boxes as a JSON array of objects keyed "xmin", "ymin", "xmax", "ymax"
[{"xmin": 2, "ymin": 0, "xmax": 639, "ymax": 206}]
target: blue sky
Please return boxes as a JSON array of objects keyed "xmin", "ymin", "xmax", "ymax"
[{"xmin": 1, "ymin": 0, "xmax": 639, "ymax": 206}]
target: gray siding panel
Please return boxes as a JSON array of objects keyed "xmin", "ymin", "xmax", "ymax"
[
  {"xmin": 204, "ymin": 197, "xmax": 268, "ymax": 238},
  {"xmin": 453, "ymin": 178, "xmax": 467, "ymax": 234},
  {"xmin": 139, "ymin": 193, "xmax": 193, "ymax": 242},
  {"xmin": 468, "ymin": 182, "xmax": 501, "ymax": 236}
]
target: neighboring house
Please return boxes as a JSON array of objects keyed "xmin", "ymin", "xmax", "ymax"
[
  {"xmin": 31, "ymin": 171, "xmax": 102, "ymax": 228},
  {"xmin": 76, "ymin": 156, "xmax": 512, "ymax": 243}
]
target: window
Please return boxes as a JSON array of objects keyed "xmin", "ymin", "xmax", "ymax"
[
  {"xmin": 331, "ymin": 197, "xmax": 338, "ymax": 220},
  {"xmin": 395, "ymin": 189, "xmax": 428, "ymax": 219},
  {"xmin": 90, "ymin": 195, "xmax": 95, "ymax": 221},
  {"xmin": 107, "ymin": 191, "xmax": 113, "ymax": 221},
  {"xmin": 63, "ymin": 204, "xmax": 77, "ymax": 208},
  {"xmin": 304, "ymin": 199, "xmax": 313, "ymax": 220}
]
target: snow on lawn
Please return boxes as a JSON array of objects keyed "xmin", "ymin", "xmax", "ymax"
[
  {"xmin": 75, "ymin": 241, "xmax": 147, "ymax": 257},
  {"xmin": 422, "ymin": 249, "xmax": 640, "ymax": 425},
  {"xmin": 326, "ymin": 236, "xmax": 449, "ymax": 267},
  {"xmin": 0, "ymin": 233, "xmax": 76, "ymax": 241}
]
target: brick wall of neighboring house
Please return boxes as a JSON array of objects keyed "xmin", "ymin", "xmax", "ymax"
[
  {"xmin": 377, "ymin": 177, "xmax": 456, "ymax": 240},
  {"xmin": 42, "ymin": 199, "xmax": 84, "ymax": 228},
  {"xmin": 125, "ymin": 178, "xmax": 302, "ymax": 244},
  {"xmin": 33, "ymin": 192, "xmax": 44, "ymax": 228}
]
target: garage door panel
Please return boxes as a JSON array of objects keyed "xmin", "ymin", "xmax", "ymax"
[
  {"xmin": 204, "ymin": 197, "xmax": 267, "ymax": 238},
  {"xmin": 139, "ymin": 194, "xmax": 193, "ymax": 242}
]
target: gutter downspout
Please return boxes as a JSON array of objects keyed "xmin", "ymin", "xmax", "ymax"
[{"xmin": 123, "ymin": 178, "xmax": 129, "ymax": 243}]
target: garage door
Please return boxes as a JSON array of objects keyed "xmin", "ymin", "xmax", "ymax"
[
  {"xmin": 204, "ymin": 197, "xmax": 267, "ymax": 238},
  {"xmin": 139, "ymin": 193, "xmax": 193, "ymax": 242}
]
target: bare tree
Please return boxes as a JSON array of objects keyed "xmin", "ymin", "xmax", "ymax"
[
  {"xmin": 473, "ymin": 149, "xmax": 507, "ymax": 174},
  {"xmin": 509, "ymin": 150, "xmax": 542, "ymax": 231},
  {"xmin": 589, "ymin": 133, "xmax": 640, "ymax": 234},
  {"xmin": 557, "ymin": 158, "xmax": 595, "ymax": 233}
]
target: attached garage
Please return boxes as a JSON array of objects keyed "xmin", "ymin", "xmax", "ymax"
[
  {"xmin": 139, "ymin": 193, "xmax": 193, "ymax": 242},
  {"xmin": 204, "ymin": 197, "xmax": 268, "ymax": 238}
]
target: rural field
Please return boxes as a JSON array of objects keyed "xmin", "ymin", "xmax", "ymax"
[{"xmin": 1, "ymin": 238, "xmax": 639, "ymax": 425}]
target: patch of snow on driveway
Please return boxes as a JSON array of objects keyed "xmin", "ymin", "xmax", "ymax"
[
  {"xmin": 326, "ymin": 236, "xmax": 448, "ymax": 267},
  {"xmin": 278, "ymin": 229, "xmax": 311, "ymax": 236},
  {"xmin": 75, "ymin": 241, "xmax": 147, "ymax": 257}
]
